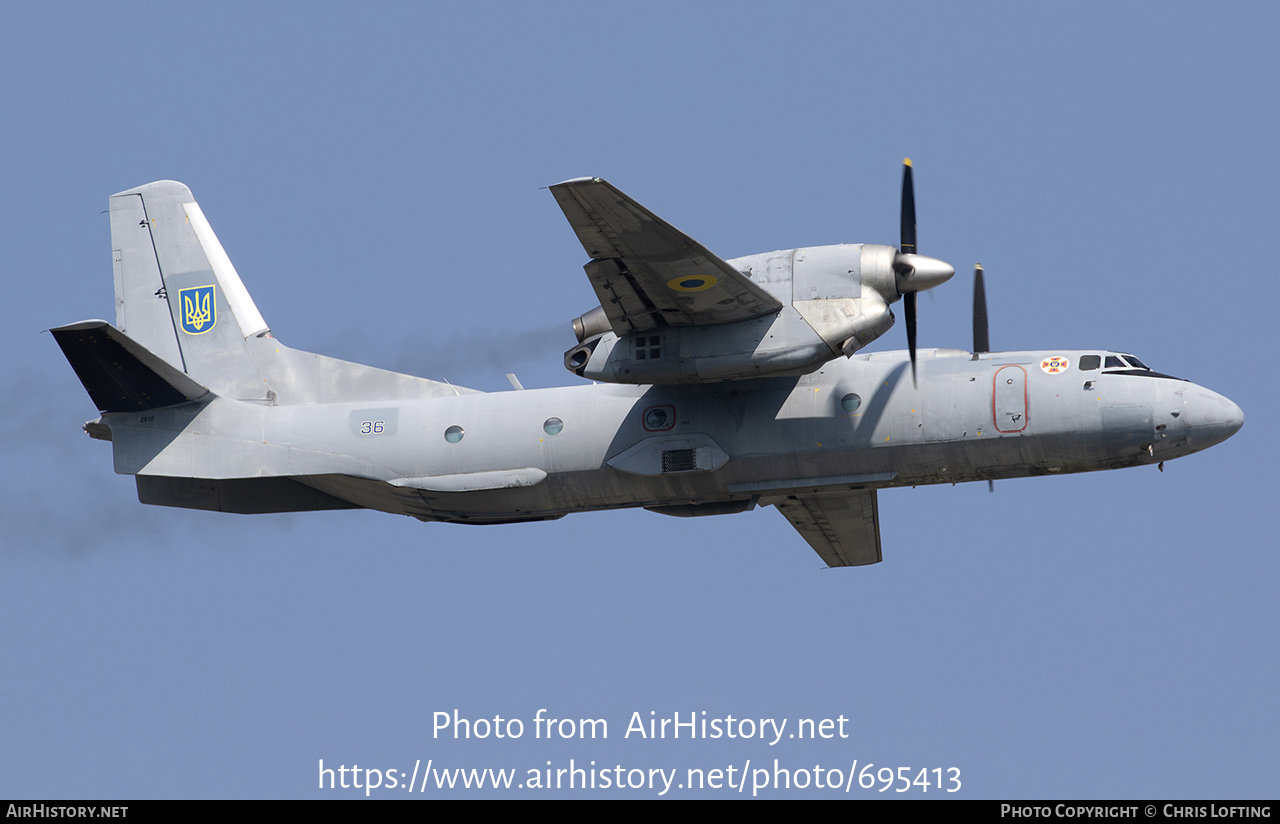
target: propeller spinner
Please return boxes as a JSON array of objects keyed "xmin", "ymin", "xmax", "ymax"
[{"xmin": 892, "ymin": 158, "xmax": 955, "ymax": 385}]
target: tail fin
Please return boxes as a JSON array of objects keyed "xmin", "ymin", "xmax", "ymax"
[
  {"xmin": 110, "ymin": 181, "xmax": 271, "ymax": 400},
  {"xmin": 102, "ymin": 180, "xmax": 481, "ymax": 407}
]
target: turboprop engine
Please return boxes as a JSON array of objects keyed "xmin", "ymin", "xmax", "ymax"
[
  {"xmin": 565, "ymin": 243, "xmax": 952, "ymax": 384},
  {"xmin": 562, "ymin": 161, "xmax": 954, "ymax": 385}
]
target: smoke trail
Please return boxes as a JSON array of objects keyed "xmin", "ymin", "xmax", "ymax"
[{"xmin": 2, "ymin": 368, "xmax": 287, "ymax": 557}]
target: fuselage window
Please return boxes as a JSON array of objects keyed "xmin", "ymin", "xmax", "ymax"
[
  {"xmin": 444, "ymin": 425, "xmax": 465, "ymax": 444},
  {"xmin": 642, "ymin": 404, "xmax": 676, "ymax": 432},
  {"xmin": 841, "ymin": 393, "xmax": 862, "ymax": 412},
  {"xmin": 543, "ymin": 417, "xmax": 563, "ymax": 436},
  {"xmin": 1078, "ymin": 355, "xmax": 1100, "ymax": 371}
]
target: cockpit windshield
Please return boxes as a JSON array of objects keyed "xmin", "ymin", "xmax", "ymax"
[
  {"xmin": 1100, "ymin": 353, "xmax": 1151, "ymax": 370},
  {"xmin": 1091, "ymin": 352, "xmax": 1180, "ymax": 380}
]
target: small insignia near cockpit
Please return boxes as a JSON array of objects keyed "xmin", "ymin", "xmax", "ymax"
[{"xmin": 1040, "ymin": 356, "xmax": 1069, "ymax": 374}]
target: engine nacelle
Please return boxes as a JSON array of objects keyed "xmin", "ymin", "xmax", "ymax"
[
  {"xmin": 565, "ymin": 308, "xmax": 828, "ymax": 384},
  {"xmin": 564, "ymin": 243, "xmax": 910, "ymax": 384}
]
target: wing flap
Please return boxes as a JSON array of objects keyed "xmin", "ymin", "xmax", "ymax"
[
  {"xmin": 550, "ymin": 178, "xmax": 782, "ymax": 334},
  {"xmin": 775, "ymin": 489, "xmax": 883, "ymax": 567}
]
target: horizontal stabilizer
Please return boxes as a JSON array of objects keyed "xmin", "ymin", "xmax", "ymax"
[{"xmin": 51, "ymin": 320, "xmax": 210, "ymax": 412}]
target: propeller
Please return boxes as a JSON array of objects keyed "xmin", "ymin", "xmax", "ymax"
[{"xmin": 892, "ymin": 158, "xmax": 954, "ymax": 386}]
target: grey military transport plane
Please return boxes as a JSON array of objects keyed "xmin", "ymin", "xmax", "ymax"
[{"xmin": 53, "ymin": 163, "xmax": 1243, "ymax": 567}]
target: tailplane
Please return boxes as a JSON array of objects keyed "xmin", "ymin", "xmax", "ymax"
[{"xmin": 51, "ymin": 320, "xmax": 210, "ymax": 412}]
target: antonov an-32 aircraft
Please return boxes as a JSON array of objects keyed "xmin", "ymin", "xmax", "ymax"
[{"xmin": 53, "ymin": 163, "xmax": 1243, "ymax": 567}]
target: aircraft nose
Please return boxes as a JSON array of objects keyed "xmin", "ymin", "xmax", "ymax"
[{"xmin": 1183, "ymin": 386, "xmax": 1244, "ymax": 451}]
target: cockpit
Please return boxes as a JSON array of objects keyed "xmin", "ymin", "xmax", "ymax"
[
  {"xmin": 1078, "ymin": 353, "xmax": 1147, "ymax": 371},
  {"xmin": 1078, "ymin": 352, "xmax": 1181, "ymax": 380}
]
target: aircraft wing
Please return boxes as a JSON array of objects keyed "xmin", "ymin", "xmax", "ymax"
[
  {"xmin": 774, "ymin": 490, "xmax": 883, "ymax": 567},
  {"xmin": 550, "ymin": 177, "xmax": 783, "ymax": 335}
]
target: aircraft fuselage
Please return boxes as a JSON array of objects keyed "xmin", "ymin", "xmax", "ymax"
[{"xmin": 109, "ymin": 347, "xmax": 1242, "ymax": 525}]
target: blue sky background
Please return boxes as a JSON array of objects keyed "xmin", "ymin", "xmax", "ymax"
[{"xmin": 2, "ymin": 2, "xmax": 1276, "ymax": 799}]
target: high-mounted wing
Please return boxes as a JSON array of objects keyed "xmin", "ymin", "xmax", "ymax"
[
  {"xmin": 775, "ymin": 490, "xmax": 883, "ymax": 567},
  {"xmin": 550, "ymin": 177, "xmax": 782, "ymax": 336}
]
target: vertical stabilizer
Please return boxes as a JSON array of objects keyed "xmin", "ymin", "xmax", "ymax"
[{"xmin": 109, "ymin": 181, "xmax": 271, "ymax": 400}]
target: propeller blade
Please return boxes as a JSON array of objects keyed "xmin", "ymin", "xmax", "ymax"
[
  {"xmin": 900, "ymin": 159, "xmax": 916, "ymax": 255},
  {"xmin": 972, "ymin": 263, "xmax": 989, "ymax": 354},
  {"xmin": 905, "ymin": 292, "xmax": 917, "ymax": 386},
  {"xmin": 901, "ymin": 159, "xmax": 918, "ymax": 385},
  {"xmin": 977, "ymin": 264, "xmax": 995, "ymax": 493}
]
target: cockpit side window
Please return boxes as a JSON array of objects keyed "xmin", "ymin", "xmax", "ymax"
[{"xmin": 1079, "ymin": 355, "xmax": 1100, "ymax": 371}]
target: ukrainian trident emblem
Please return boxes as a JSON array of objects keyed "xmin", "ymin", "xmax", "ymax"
[{"xmin": 179, "ymin": 285, "xmax": 216, "ymax": 334}]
